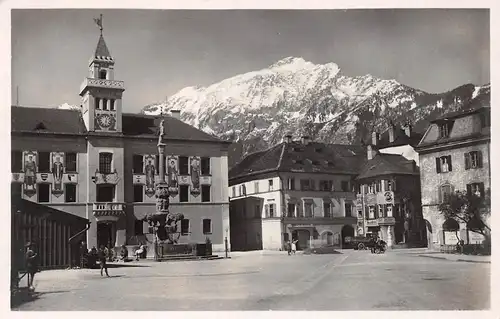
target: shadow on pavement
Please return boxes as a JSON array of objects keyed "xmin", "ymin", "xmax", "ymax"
[
  {"xmin": 106, "ymin": 263, "xmax": 151, "ymax": 268},
  {"xmin": 11, "ymin": 289, "xmax": 69, "ymax": 309}
]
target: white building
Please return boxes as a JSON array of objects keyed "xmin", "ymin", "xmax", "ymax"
[{"xmin": 229, "ymin": 135, "xmax": 366, "ymax": 251}]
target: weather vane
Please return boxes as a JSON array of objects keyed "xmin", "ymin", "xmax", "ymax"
[{"xmin": 94, "ymin": 14, "xmax": 103, "ymax": 35}]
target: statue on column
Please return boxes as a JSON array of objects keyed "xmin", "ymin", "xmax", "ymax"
[{"xmin": 158, "ymin": 119, "xmax": 165, "ymax": 145}]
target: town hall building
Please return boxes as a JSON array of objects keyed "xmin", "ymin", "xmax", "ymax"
[{"xmin": 11, "ymin": 31, "xmax": 231, "ymax": 254}]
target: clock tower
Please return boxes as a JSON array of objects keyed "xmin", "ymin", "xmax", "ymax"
[{"xmin": 80, "ymin": 29, "xmax": 125, "ymax": 133}]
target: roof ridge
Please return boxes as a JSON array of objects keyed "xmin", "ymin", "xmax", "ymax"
[{"xmin": 276, "ymin": 143, "xmax": 286, "ymax": 170}]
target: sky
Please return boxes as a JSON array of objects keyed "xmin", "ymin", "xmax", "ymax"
[{"xmin": 11, "ymin": 9, "xmax": 490, "ymax": 113}]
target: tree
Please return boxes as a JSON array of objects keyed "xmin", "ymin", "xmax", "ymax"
[{"xmin": 438, "ymin": 188, "xmax": 491, "ymax": 237}]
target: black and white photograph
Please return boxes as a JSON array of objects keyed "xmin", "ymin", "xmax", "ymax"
[{"xmin": 4, "ymin": 1, "xmax": 495, "ymax": 314}]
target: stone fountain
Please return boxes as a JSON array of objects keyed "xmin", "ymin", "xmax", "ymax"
[{"xmin": 143, "ymin": 119, "xmax": 185, "ymax": 260}]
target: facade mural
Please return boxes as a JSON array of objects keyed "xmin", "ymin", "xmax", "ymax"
[
  {"xmin": 52, "ymin": 152, "xmax": 65, "ymax": 197},
  {"xmin": 144, "ymin": 155, "xmax": 156, "ymax": 197},
  {"xmin": 167, "ymin": 156, "xmax": 179, "ymax": 197},
  {"xmin": 23, "ymin": 151, "xmax": 37, "ymax": 197},
  {"xmin": 190, "ymin": 156, "xmax": 201, "ymax": 197}
]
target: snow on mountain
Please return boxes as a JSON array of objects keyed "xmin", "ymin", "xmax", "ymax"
[
  {"xmin": 140, "ymin": 56, "xmax": 490, "ymax": 162},
  {"xmin": 57, "ymin": 103, "xmax": 81, "ymax": 111}
]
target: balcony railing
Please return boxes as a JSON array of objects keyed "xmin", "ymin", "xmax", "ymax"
[
  {"xmin": 80, "ymin": 77, "xmax": 125, "ymax": 93},
  {"xmin": 92, "ymin": 202, "xmax": 125, "ymax": 219}
]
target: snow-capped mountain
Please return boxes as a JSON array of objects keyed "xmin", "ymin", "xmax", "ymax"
[{"xmin": 142, "ymin": 57, "xmax": 490, "ymax": 162}]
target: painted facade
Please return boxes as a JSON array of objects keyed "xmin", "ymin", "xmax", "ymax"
[
  {"xmin": 415, "ymin": 107, "xmax": 491, "ymax": 249},
  {"xmin": 11, "ymin": 33, "xmax": 230, "ymax": 252}
]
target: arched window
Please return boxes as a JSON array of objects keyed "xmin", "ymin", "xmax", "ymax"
[
  {"xmin": 99, "ymin": 152, "xmax": 113, "ymax": 174},
  {"xmin": 442, "ymin": 218, "xmax": 459, "ymax": 232},
  {"xmin": 110, "ymin": 99, "xmax": 115, "ymax": 111},
  {"xmin": 99, "ymin": 70, "xmax": 107, "ymax": 80},
  {"xmin": 102, "ymin": 98, "xmax": 108, "ymax": 111},
  {"xmin": 95, "ymin": 97, "xmax": 101, "ymax": 109}
]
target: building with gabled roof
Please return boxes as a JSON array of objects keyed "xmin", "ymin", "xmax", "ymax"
[
  {"xmin": 354, "ymin": 148, "xmax": 425, "ymax": 248},
  {"xmin": 229, "ymin": 130, "xmax": 427, "ymax": 251},
  {"xmin": 229, "ymin": 135, "xmax": 367, "ymax": 251},
  {"xmin": 415, "ymin": 106, "xmax": 490, "ymax": 249},
  {"xmin": 11, "ymin": 30, "xmax": 231, "ymax": 253}
]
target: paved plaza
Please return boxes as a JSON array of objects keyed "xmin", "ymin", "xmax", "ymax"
[{"xmin": 14, "ymin": 249, "xmax": 490, "ymax": 311}]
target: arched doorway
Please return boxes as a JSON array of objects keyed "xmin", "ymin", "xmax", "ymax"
[
  {"xmin": 321, "ymin": 231, "xmax": 334, "ymax": 246},
  {"xmin": 341, "ymin": 225, "xmax": 355, "ymax": 246},
  {"xmin": 292, "ymin": 229, "xmax": 310, "ymax": 250}
]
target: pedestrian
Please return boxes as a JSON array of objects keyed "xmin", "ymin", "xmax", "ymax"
[
  {"xmin": 287, "ymin": 240, "xmax": 292, "ymax": 255},
  {"xmin": 98, "ymin": 245, "xmax": 110, "ymax": 277},
  {"xmin": 25, "ymin": 242, "xmax": 39, "ymax": 291},
  {"xmin": 135, "ymin": 243, "xmax": 146, "ymax": 261},
  {"xmin": 291, "ymin": 240, "xmax": 297, "ymax": 254}
]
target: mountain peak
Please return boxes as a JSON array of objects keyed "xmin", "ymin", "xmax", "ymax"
[{"xmin": 269, "ymin": 56, "xmax": 313, "ymax": 70}]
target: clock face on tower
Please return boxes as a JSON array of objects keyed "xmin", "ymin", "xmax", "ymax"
[
  {"xmin": 98, "ymin": 114, "xmax": 112, "ymax": 127},
  {"xmin": 95, "ymin": 113, "xmax": 116, "ymax": 130}
]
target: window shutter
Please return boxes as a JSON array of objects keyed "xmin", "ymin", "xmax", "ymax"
[
  {"xmin": 265, "ymin": 205, "xmax": 269, "ymax": 218},
  {"xmin": 448, "ymin": 156, "xmax": 453, "ymax": 171},
  {"xmin": 479, "ymin": 183, "xmax": 485, "ymax": 198},
  {"xmin": 478, "ymin": 151, "xmax": 483, "ymax": 168},
  {"xmin": 435, "ymin": 158, "xmax": 441, "ymax": 173},
  {"xmin": 464, "ymin": 153, "xmax": 470, "ymax": 170},
  {"xmin": 466, "ymin": 184, "xmax": 472, "ymax": 197}
]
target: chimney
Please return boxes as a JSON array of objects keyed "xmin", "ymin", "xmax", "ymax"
[
  {"xmin": 283, "ymin": 134, "xmax": 293, "ymax": 143},
  {"xmin": 388, "ymin": 122, "xmax": 395, "ymax": 143},
  {"xmin": 367, "ymin": 145, "xmax": 377, "ymax": 160},
  {"xmin": 403, "ymin": 122, "xmax": 412, "ymax": 137},
  {"xmin": 170, "ymin": 109, "xmax": 181, "ymax": 120},
  {"xmin": 301, "ymin": 136, "xmax": 310, "ymax": 145},
  {"xmin": 371, "ymin": 132, "xmax": 379, "ymax": 145}
]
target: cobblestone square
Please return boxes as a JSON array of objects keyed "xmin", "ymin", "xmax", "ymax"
[{"xmin": 14, "ymin": 249, "xmax": 490, "ymax": 311}]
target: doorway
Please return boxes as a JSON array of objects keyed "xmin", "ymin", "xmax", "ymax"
[
  {"xmin": 292, "ymin": 229, "xmax": 310, "ymax": 250},
  {"xmin": 97, "ymin": 222, "xmax": 115, "ymax": 248}
]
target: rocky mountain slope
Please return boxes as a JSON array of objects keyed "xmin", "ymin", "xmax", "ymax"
[{"xmin": 141, "ymin": 57, "xmax": 490, "ymax": 164}]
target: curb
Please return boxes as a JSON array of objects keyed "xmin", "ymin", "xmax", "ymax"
[{"xmin": 417, "ymin": 254, "xmax": 490, "ymax": 264}]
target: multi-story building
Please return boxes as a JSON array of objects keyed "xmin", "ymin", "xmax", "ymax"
[
  {"xmin": 353, "ymin": 122, "xmax": 425, "ymax": 247},
  {"xmin": 354, "ymin": 145, "xmax": 424, "ymax": 247},
  {"xmin": 229, "ymin": 135, "xmax": 366, "ymax": 251},
  {"xmin": 11, "ymin": 32, "xmax": 231, "ymax": 252},
  {"xmin": 415, "ymin": 107, "xmax": 491, "ymax": 249}
]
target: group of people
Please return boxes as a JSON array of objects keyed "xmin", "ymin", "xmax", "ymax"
[
  {"xmin": 118, "ymin": 243, "xmax": 147, "ymax": 262},
  {"xmin": 285, "ymin": 239, "xmax": 299, "ymax": 255}
]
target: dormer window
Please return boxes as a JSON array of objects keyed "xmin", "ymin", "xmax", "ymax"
[
  {"xmin": 438, "ymin": 121, "xmax": 454, "ymax": 138},
  {"xmin": 99, "ymin": 70, "xmax": 107, "ymax": 80}
]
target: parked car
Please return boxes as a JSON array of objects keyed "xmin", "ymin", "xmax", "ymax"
[{"xmin": 345, "ymin": 235, "xmax": 377, "ymax": 250}]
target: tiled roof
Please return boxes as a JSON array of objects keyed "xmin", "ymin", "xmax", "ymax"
[
  {"xmin": 94, "ymin": 35, "xmax": 112, "ymax": 59},
  {"xmin": 229, "ymin": 141, "xmax": 367, "ymax": 180},
  {"xmin": 375, "ymin": 127, "xmax": 423, "ymax": 148},
  {"xmin": 432, "ymin": 106, "xmax": 489, "ymax": 122},
  {"xmin": 122, "ymin": 113, "xmax": 226, "ymax": 143},
  {"xmin": 356, "ymin": 153, "xmax": 419, "ymax": 180},
  {"xmin": 11, "ymin": 106, "xmax": 87, "ymax": 134},
  {"xmin": 11, "ymin": 106, "xmax": 228, "ymax": 144},
  {"xmin": 228, "ymin": 144, "xmax": 283, "ymax": 178}
]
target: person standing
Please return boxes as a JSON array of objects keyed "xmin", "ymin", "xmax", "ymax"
[
  {"xmin": 25, "ymin": 242, "xmax": 39, "ymax": 290},
  {"xmin": 286, "ymin": 240, "xmax": 292, "ymax": 256},
  {"xmin": 291, "ymin": 240, "xmax": 297, "ymax": 255},
  {"xmin": 98, "ymin": 246, "xmax": 110, "ymax": 277}
]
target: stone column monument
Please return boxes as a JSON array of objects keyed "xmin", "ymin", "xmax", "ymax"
[{"xmin": 144, "ymin": 118, "xmax": 184, "ymax": 260}]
